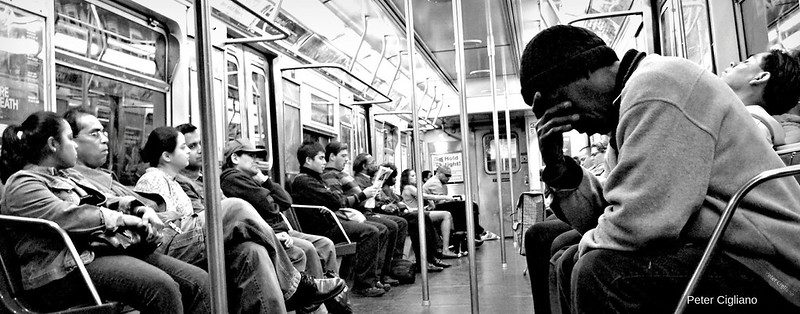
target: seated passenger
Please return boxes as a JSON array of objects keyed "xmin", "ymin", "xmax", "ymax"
[
  {"xmin": 578, "ymin": 143, "xmax": 607, "ymax": 178},
  {"xmin": 720, "ymin": 49, "xmax": 800, "ymax": 145},
  {"xmin": 126, "ymin": 125, "xmax": 344, "ymax": 313},
  {"xmin": 372, "ymin": 163, "xmax": 451, "ymax": 272},
  {"xmin": 320, "ymin": 143, "xmax": 395, "ymax": 289},
  {"xmin": 400, "ymin": 169, "xmax": 460, "ymax": 258},
  {"xmin": 423, "ymin": 165, "xmax": 498, "ymax": 243},
  {"xmin": 216, "ymin": 136, "xmax": 339, "ymax": 279},
  {"xmin": 521, "ymin": 25, "xmax": 800, "ymax": 312},
  {"xmin": 0, "ymin": 111, "xmax": 212, "ymax": 313},
  {"xmin": 347, "ymin": 152, "xmax": 410, "ymax": 285},
  {"xmin": 290, "ymin": 141, "xmax": 387, "ymax": 298},
  {"xmin": 421, "ymin": 170, "xmax": 433, "ymax": 184}
]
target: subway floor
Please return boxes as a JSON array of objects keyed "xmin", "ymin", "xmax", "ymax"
[{"xmin": 350, "ymin": 237, "xmax": 534, "ymax": 314}]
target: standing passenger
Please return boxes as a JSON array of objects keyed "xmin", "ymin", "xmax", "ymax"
[
  {"xmin": 520, "ymin": 25, "xmax": 800, "ymax": 312},
  {"xmin": 0, "ymin": 111, "xmax": 211, "ymax": 313}
]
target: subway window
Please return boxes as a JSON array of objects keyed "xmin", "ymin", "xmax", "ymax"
[
  {"xmin": 483, "ymin": 132, "xmax": 520, "ymax": 173},
  {"xmin": 53, "ymin": 0, "xmax": 168, "ymax": 186}
]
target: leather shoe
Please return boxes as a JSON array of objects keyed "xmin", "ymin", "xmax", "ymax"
[
  {"xmin": 286, "ymin": 273, "xmax": 346, "ymax": 310},
  {"xmin": 431, "ymin": 259, "xmax": 451, "ymax": 268},
  {"xmin": 352, "ymin": 286, "xmax": 385, "ymax": 297},
  {"xmin": 382, "ymin": 276, "xmax": 400, "ymax": 286},
  {"xmin": 416, "ymin": 263, "xmax": 443, "ymax": 272},
  {"xmin": 427, "ymin": 263, "xmax": 444, "ymax": 272}
]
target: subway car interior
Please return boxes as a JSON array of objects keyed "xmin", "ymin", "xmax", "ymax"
[{"xmin": 0, "ymin": 0, "xmax": 798, "ymax": 313}]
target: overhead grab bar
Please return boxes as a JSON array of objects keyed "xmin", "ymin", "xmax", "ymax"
[
  {"xmin": 386, "ymin": 51, "xmax": 408, "ymax": 95},
  {"xmin": 349, "ymin": 15, "xmax": 370, "ymax": 72},
  {"xmin": 223, "ymin": 0, "xmax": 289, "ymax": 45}
]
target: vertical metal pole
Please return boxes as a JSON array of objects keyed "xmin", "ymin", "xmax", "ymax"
[
  {"xmin": 193, "ymin": 0, "xmax": 228, "ymax": 312},
  {"xmin": 453, "ymin": 0, "xmax": 479, "ymax": 312},
  {"xmin": 405, "ymin": 0, "xmax": 430, "ymax": 305},
  {"xmin": 485, "ymin": 0, "xmax": 507, "ymax": 266},
  {"xmin": 501, "ymin": 48, "xmax": 515, "ymax": 247}
]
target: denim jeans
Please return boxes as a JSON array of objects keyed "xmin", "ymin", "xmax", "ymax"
[
  {"xmin": 289, "ymin": 230, "xmax": 338, "ymax": 277},
  {"xmin": 555, "ymin": 243, "xmax": 799, "ymax": 314},
  {"xmin": 226, "ymin": 242, "xmax": 286, "ymax": 314},
  {"xmin": 26, "ymin": 253, "xmax": 211, "ymax": 314},
  {"xmin": 398, "ymin": 211, "xmax": 440, "ymax": 263},
  {"xmin": 329, "ymin": 220, "xmax": 381, "ymax": 290},
  {"xmin": 433, "ymin": 201, "xmax": 485, "ymax": 237},
  {"xmin": 524, "ymin": 216, "xmax": 574, "ymax": 314},
  {"xmin": 363, "ymin": 220, "xmax": 389, "ymax": 278},
  {"xmin": 367, "ymin": 214, "xmax": 408, "ymax": 276},
  {"xmin": 159, "ymin": 198, "xmax": 301, "ymax": 311},
  {"xmin": 220, "ymin": 198, "xmax": 301, "ymax": 301}
]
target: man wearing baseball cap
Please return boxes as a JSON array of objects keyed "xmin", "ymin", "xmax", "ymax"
[
  {"xmin": 521, "ymin": 25, "xmax": 800, "ymax": 312},
  {"xmin": 219, "ymin": 138, "xmax": 344, "ymax": 299},
  {"xmin": 422, "ymin": 164, "xmax": 497, "ymax": 244}
]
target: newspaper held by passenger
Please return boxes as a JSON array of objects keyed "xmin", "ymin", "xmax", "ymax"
[{"xmin": 364, "ymin": 166, "xmax": 394, "ymax": 209}]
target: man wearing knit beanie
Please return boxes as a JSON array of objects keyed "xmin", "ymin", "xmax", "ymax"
[{"xmin": 520, "ymin": 25, "xmax": 800, "ymax": 313}]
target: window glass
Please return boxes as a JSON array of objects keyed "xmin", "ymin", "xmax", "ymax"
[
  {"xmin": 660, "ymin": 4, "xmax": 676, "ymax": 56},
  {"xmin": 355, "ymin": 110, "xmax": 368, "ymax": 155},
  {"xmin": 249, "ymin": 69, "xmax": 269, "ymax": 154},
  {"xmin": 374, "ymin": 120, "xmax": 385, "ymax": 163},
  {"xmin": 382, "ymin": 123, "xmax": 396, "ymax": 164},
  {"xmin": 766, "ymin": 1, "xmax": 800, "ymax": 49},
  {"xmin": 340, "ymin": 104, "xmax": 353, "ymax": 125},
  {"xmin": 55, "ymin": 65, "xmax": 166, "ymax": 185},
  {"xmin": 0, "ymin": 2, "xmax": 46, "ymax": 125},
  {"xmin": 226, "ymin": 57, "xmax": 242, "ymax": 140},
  {"xmin": 303, "ymin": 129, "xmax": 332, "ymax": 146},
  {"xmin": 55, "ymin": 0, "xmax": 167, "ymax": 80},
  {"xmin": 283, "ymin": 79, "xmax": 301, "ymax": 175},
  {"xmin": 680, "ymin": 0, "xmax": 714, "ymax": 71},
  {"xmin": 310, "ymin": 93, "xmax": 334, "ymax": 126},
  {"xmin": 483, "ymin": 133, "xmax": 520, "ymax": 173}
]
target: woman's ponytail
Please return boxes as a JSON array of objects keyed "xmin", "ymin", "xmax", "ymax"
[{"xmin": 1, "ymin": 125, "xmax": 27, "ymax": 183}]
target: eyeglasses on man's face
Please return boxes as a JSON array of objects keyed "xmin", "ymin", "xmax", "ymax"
[{"xmin": 79, "ymin": 130, "xmax": 108, "ymax": 140}]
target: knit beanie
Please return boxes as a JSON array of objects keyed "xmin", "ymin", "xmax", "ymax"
[{"xmin": 519, "ymin": 25, "xmax": 618, "ymax": 117}]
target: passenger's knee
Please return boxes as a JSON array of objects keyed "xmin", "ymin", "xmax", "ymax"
[{"xmin": 572, "ymin": 249, "xmax": 614, "ymax": 291}]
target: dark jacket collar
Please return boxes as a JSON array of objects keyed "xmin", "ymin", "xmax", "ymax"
[{"xmin": 300, "ymin": 166, "xmax": 323, "ymax": 179}]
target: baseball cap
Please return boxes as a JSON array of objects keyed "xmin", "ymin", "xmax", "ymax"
[
  {"xmin": 223, "ymin": 138, "xmax": 267, "ymax": 162},
  {"xmin": 436, "ymin": 164, "xmax": 452, "ymax": 175}
]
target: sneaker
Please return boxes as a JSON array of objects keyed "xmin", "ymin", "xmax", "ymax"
[
  {"xmin": 382, "ymin": 276, "xmax": 400, "ymax": 286},
  {"xmin": 286, "ymin": 274, "xmax": 346, "ymax": 310},
  {"xmin": 479, "ymin": 231, "xmax": 499, "ymax": 241},
  {"xmin": 352, "ymin": 286, "xmax": 386, "ymax": 297}
]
